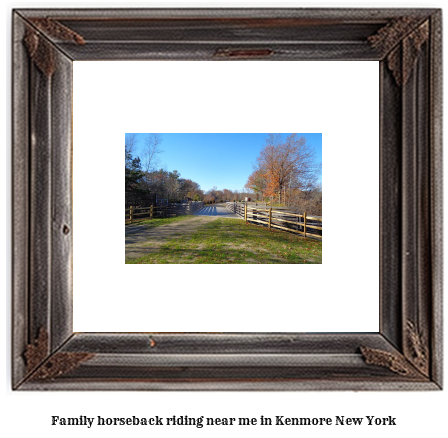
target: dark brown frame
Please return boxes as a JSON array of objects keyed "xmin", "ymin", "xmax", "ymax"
[{"xmin": 12, "ymin": 8, "xmax": 442, "ymax": 390}]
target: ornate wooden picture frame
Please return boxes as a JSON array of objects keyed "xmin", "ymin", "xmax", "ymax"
[{"xmin": 12, "ymin": 8, "xmax": 442, "ymax": 390}]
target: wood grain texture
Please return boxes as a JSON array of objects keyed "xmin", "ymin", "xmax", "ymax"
[
  {"xmin": 379, "ymin": 60, "xmax": 402, "ymax": 350},
  {"xmin": 429, "ymin": 10, "xmax": 443, "ymax": 388},
  {"xmin": 12, "ymin": 7, "xmax": 442, "ymax": 391},
  {"xmin": 29, "ymin": 54, "xmax": 52, "ymax": 345},
  {"xmin": 12, "ymin": 13, "xmax": 30, "ymax": 388},
  {"xmin": 50, "ymin": 49, "xmax": 74, "ymax": 350}
]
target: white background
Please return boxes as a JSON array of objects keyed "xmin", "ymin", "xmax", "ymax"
[
  {"xmin": 2, "ymin": 1, "xmax": 446, "ymax": 438},
  {"xmin": 73, "ymin": 60, "xmax": 379, "ymax": 332}
]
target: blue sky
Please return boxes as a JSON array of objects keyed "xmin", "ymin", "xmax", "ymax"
[{"xmin": 129, "ymin": 133, "xmax": 322, "ymax": 193}]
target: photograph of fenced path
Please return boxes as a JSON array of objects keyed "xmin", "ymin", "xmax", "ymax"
[
  {"xmin": 125, "ymin": 133, "xmax": 322, "ymax": 264},
  {"xmin": 125, "ymin": 202, "xmax": 322, "ymax": 264}
]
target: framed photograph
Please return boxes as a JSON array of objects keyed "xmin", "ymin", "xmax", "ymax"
[{"xmin": 12, "ymin": 8, "xmax": 442, "ymax": 390}]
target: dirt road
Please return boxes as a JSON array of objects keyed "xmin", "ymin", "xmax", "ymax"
[
  {"xmin": 126, "ymin": 216, "xmax": 214, "ymax": 258},
  {"xmin": 125, "ymin": 204, "xmax": 242, "ymax": 260}
]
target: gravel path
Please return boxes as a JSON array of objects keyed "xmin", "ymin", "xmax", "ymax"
[
  {"xmin": 125, "ymin": 204, "xmax": 242, "ymax": 260},
  {"xmin": 125, "ymin": 216, "xmax": 219, "ymax": 259}
]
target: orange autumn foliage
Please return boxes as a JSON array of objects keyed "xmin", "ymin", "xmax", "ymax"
[{"xmin": 246, "ymin": 134, "xmax": 319, "ymax": 204}]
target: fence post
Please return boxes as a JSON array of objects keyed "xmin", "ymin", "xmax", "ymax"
[
  {"xmin": 150, "ymin": 205, "xmax": 153, "ymax": 219},
  {"xmin": 244, "ymin": 203, "xmax": 247, "ymax": 222},
  {"xmin": 304, "ymin": 211, "xmax": 307, "ymax": 238},
  {"xmin": 129, "ymin": 206, "xmax": 133, "ymax": 223},
  {"xmin": 165, "ymin": 206, "xmax": 167, "ymax": 218},
  {"xmin": 268, "ymin": 207, "xmax": 272, "ymax": 230}
]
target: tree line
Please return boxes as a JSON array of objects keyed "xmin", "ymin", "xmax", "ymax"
[
  {"xmin": 125, "ymin": 133, "xmax": 203, "ymax": 203},
  {"xmin": 125, "ymin": 133, "xmax": 321, "ymax": 213},
  {"xmin": 244, "ymin": 134, "xmax": 322, "ymax": 216},
  {"xmin": 202, "ymin": 187, "xmax": 252, "ymax": 204},
  {"xmin": 125, "ymin": 134, "xmax": 251, "ymax": 204}
]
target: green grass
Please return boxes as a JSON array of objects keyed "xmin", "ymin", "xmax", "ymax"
[
  {"xmin": 126, "ymin": 218, "xmax": 322, "ymax": 264},
  {"xmin": 129, "ymin": 215, "xmax": 194, "ymax": 229}
]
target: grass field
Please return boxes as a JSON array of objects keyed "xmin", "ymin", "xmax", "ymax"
[{"xmin": 126, "ymin": 218, "xmax": 322, "ymax": 264}]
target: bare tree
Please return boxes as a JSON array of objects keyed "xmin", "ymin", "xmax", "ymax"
[
  {"xmin": 257, "ymin": 134, "xmax": 320, "ymax": 204},
  {"xmin": 141, "ymin": 133, "xmax": 162, "ymax": 174}
]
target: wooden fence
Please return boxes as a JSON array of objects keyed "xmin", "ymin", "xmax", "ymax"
[
  {"xmin": 226, "ymin": 202, "xmax": 322, "ymax": 240},
  {"xmin": 125, "ymin": 202, "xmax": 205, "ymax": 224}
]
